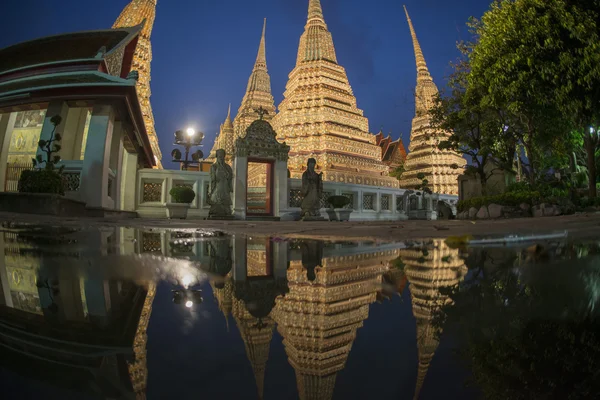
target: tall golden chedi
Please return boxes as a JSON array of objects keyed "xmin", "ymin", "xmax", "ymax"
[
  {"xmin": 272, "ymin": 252, "xmax": 388, "ymax": 400},
  {"xmin": 272, "ymin": 0, "xmax": 398, "ymax": 188},
  {"xmin": 398, "ymin": 6, "xmax": 465, "ymax": 195},
  {"xmin": 113, "ymin": 0, "xmax": 163, "ymax": 168},
  {"xmin": 401, "ymin": 240, "xmax": 467, "ymax": 399}
]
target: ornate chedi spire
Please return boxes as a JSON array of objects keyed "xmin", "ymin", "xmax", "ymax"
[
  {"xmin": 233, "ymin": 19, "xmax": 276, "ymax": 139},
  {"xmin": 271, "ymin": 0, "xmax": 397, "ymax": 187},
  {"xmin": 113, "ymin": 0, "xmax": 163, "ymax": 168},
  {"xmin": 208, "ymin": 104, "xmax": 235, "ymax": 161},
  {"xmin": 401, "ymin": 240, "xmax": 467, "ymax": 400},
  {"xmin": 127, "ymin": 283, "xmax": 156, "ymax": 399},
  {"xmin": 398, "ymin": 7, "xmax": 465, "ymax": 194},
  {"xmin": 232, "ymin": 297, "xmax": 275, "ymax": 400},
  {"xmin": 272, "ymin": 251, "xmax": 389, "ymax": 400}
]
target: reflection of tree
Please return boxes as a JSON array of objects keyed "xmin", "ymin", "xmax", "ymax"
[{"xmin": 438, "ymin": 243, "xmax": 600, "ymax": 400}]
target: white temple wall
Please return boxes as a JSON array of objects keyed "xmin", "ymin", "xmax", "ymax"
[{"xmin": 134, "ymin": 169, "xmax": 458, "ymax": 220}]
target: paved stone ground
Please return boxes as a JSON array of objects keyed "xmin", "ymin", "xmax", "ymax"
[{"xmin": 0, "ymin": 212, "xmax": 599, "ymax": 242}]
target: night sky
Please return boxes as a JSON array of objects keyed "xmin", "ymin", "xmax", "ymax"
[{"xmin": 0, "ymin": 0, "xmax": 491, "ymax": 169}]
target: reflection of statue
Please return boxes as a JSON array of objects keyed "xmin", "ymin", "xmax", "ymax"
[
  {"xmin": 300, "ymin": 158, "xmax": 323, "ymax": 219},
  {"xmin": 209, "ymin": 149, "xmax": 233, "ymax": 218},
  {"xmin": 207, "ymin": 238, "xmax": 233, "ymax": 284},
  {"xmin": 300, "ymin": 240, "xmax": 323, "ymax": 281}
]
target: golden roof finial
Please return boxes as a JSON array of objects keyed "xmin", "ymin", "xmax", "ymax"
[
  {"xmin": 297, "ymin": 0, "xmax": 337, "ymax": 64},
  {"xmin": 308, "ymin": 0, "xmax": 325, "ymax": 23},
  {"xmin": 255, "ymin": 18, "xmax": 267, "ymax": 69},
  {"xmin": 403, "ymin": 5, "xmax": 432, "ymax": 82}
]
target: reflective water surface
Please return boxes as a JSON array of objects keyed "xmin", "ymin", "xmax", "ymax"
[{"xmin": 0, "ymin": 225, "xmax": 599, "ymax": 399}]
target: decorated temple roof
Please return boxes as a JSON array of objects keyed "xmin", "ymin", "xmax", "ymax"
[{"xmin": 0, "ymin": 26, "xmax": 141, "ymax": 75}]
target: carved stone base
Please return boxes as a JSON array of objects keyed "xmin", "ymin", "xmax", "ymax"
[
  {"xmin": 209, "ymin": 204, "xmax": 233, "ymax": 219},
  {"xmin": 207, "ymin": 215, "xmax": 235, "ymax": 220},
  {"xmin": 301, "ymin": 216, "xmax": 326, "ymax": 221}
]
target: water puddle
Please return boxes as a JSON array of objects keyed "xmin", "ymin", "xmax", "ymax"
[{"xmin": 0, "ymin": 225, "xmax": 599, "ymax": 399}]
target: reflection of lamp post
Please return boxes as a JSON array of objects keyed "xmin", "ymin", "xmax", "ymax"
[{"xmin": 171, "ymin": 127, "xmax": 205, "ymax": 171}]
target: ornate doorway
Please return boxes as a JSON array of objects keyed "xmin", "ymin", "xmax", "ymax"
[
  {"xmin": 246, "ymin": 160, "xmax": 274, "ymax": 217},
  {"xmin": 232, "ymin": 117, "xmax": 290, "ymax": 220}
]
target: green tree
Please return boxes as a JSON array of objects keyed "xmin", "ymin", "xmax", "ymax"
[
  {"xmin": 431, "ymin": 55, "xmax": 518, "ymax": 195},
  {"xmin": 467, "ymin": 0, "xmax": 594, "ymax": 185}
]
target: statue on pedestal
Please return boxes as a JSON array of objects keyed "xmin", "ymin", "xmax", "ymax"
[
  {"xmin": 208, "ymin": 149, "xmax": 234, "ymax": 219},
  {"xmin": 300, "ymin": 158, "xmax": 324, "ymax": 220}
]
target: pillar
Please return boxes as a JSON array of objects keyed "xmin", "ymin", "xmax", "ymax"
[
  {"xmin": 36, "ymin": 101, "xmax": 69, "ymax": 164},
  {"xmin": 80, "ymin": 105, "xmax": 114, "ymax": 209},
  {"xmin": 0, "ymin": 112, "xmax": 17, "ymax": 190},
  {"xmin": 233, "ymin": 155, "xmax": 248, "ymax": 220},
  {"xmin": 120, "ymin": 149, "xmax": 138, "ymax": 211},
  {"xmin": 61, "ymin": 107, "xmax": 87, "ymax": 160},
  {"xmin": 273, "ymin": 159, "xmax": 288, "ymax": 218}
]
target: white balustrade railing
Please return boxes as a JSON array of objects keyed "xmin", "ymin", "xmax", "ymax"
[
  {"xmin": 136, "ymin": 169, "xmax": 211, "ymax": 218},
  {"xmin": 133, "ymin": 169, "xmax": 458, "ymax": 220}
]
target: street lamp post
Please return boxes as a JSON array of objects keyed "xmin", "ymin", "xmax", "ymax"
[{"xmin": 171, "ymin": 128, "xmax": 205, "ymax": 171}]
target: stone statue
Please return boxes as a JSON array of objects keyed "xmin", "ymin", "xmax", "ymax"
[
  {"xmin": 208, "ymin": 149, "xmax": 233, "ymax": 218},
  {"xmin": 300, "ymin": 158, "xmax": 324, "ymax": 219}
]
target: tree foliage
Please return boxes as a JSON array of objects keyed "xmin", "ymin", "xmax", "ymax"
[{"xmin": 468, "ymin": 0, "xmax": 600, "ymax": 192}]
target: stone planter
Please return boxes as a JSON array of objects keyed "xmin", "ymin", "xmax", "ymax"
[
  {"xmin": 326, "ymin": 208, "xmax": 353, "ymax": 222},
  {"xmin": 166, "ymin": 203, "xmax": 190, "ymax": 219}
]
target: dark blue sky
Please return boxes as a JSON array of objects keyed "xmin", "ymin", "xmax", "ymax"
[{"xmin": 0, "ymin": 0, "xmax": 491, "ymax": 169}]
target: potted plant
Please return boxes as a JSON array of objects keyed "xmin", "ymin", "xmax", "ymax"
[
  {"xmin": 166, "ymin": 186, "xmax": 196, "ymax": 219},
  {"xmin": 18, "ymin": 115, "xmax": 65, "ymax": 195},
  {"xmin": 326, "ymin": 195, "xmax": 353, "ymax": 221}
]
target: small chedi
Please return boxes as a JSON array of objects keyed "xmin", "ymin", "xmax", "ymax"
[
  {"xmin": 208, "ymin": 149, "xmax": 234, "ymax": 218},
  {"xmin": 397, "ymin": 7, "xmax": 466, "ymax": 195},
  {"xmin": 300, "ymin": 158, "xmax": 324, "ymax": 220}
]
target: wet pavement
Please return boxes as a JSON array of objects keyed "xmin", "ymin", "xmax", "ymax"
[{"xmin": 0, "ymin": 223, "xmax": 599, "ymax": 399}]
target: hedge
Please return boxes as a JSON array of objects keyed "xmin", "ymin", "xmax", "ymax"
[{"xmin": 457, "ymin": 191, "xmax": 541, "ymax": 213}]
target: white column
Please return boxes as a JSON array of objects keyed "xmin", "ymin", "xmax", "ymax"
[
  {"xmin": 273, "ymin": 159, "xmax": 288, "ymax": 218},
  {"xmin": 36, "ymin": 101, "xmax": 69, "ymax": 164},
  {"xmin": 233, "ymin": 155, "xmax": 248, "ymax": 220},
  {"xmin": 0, "ymin": 112, "xmax": 17, "ymax": 191},
  {"xmin": 80, "ymin": 105, "xmax": 114, "ymax": 209},
  {"xmin": 120, "ymin": 150, "xmax": 138, "ymax": 211},
  {"xmin": 61, "ymin": 107, "xmax": 86, "ymax": 160}
]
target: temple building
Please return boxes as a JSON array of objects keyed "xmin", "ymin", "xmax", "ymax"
[
  {"xmin": 0, "ymin": 21, "xmax": 156, "ymax": 211},
  {"xmin": 401, "ymin": 240, "xmax": 467, "ymax": 399},
  {"xmin": 398, "ymin": 7, "xmax": 465, "ymax": 195},
  {"xmin": 113, "ymin": 0, "xmax": 163, "ymax": 168},
  {"xmin": 376, "ymin": 129, "xmax": 408, "ymax": 171},
  {"xmin": 271, "ymin": 0, "xmax": 398, "ymax": 188}
]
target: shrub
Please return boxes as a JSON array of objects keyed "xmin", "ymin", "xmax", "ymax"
[
  {"xmin": 457, "ymin": 191, "xmax": 541, "ymax": 212},
  {"xmin": 18, "ymin": 169, "xmax": 64, "ymax": 195},
  {"xmin": 169, "ymin": 186, "xmax": 196, "ymax": 204},
  {"xmin": 327, "ymin": 195, "xmax": 351, "ymax": 209}
]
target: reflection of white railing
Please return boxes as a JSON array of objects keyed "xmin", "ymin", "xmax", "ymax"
[{"xmin": 136, "ymin": 169, "xmax": 211, "ymax": 218}]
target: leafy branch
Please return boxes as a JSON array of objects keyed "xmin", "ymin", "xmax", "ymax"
[{"xmin": 32, "ymin": 114, "xmax": 63, "ymax": 171}]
